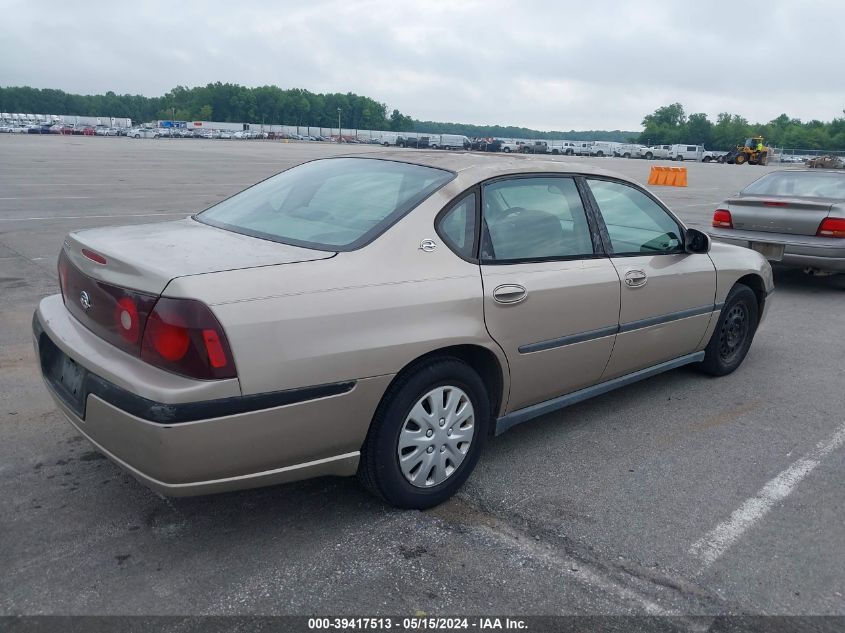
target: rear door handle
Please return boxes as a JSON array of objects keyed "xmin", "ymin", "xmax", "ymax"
[
  {"xmin": 624, "ymin": 269, "xmax": 648, "ymax": 288},
  {"xmin": 492, "ymin": 284, "xmax": 527, "ymax": 304}
]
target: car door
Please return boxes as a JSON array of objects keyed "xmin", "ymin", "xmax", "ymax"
[
  {"xmin": 478, "ymin": 176, "xmax": 621, "ymax": 413},
  {"xmin": 584, "ymin": 178, "xmax": 716, "ymax": 380}
]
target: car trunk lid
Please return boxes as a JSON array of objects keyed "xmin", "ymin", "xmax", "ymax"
[
  {"xmin": 725, "ymin": 196, "xmax": 833, "ymax": 236},
  {"xmin": 64, "ymin": 217, "xmax": 335, "ymax": 295},
  {"xmin": 59, "ymin": 218, "xmax": 335, "ymax": 355}
]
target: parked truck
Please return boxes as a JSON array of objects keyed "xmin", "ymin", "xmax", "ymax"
[
  {"xmin": 549, "ymin": 141, "xmax": 577, "ymax": 155},
  {"xmin": 520, "ymin": 140, "xmax": 549, "ymax": 154},
  {"xmin": 614, "ymin": 143, "xmax": 646, "ymax": 159},
  {"xmin": 639, "ymin": 145, "xmax": 672, "ymax": 160},
  {"xmin": 590, "ymin": 141, "xmax": 619, "ymax": 157}
]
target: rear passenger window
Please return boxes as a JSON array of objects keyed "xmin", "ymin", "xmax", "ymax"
[
  {"xmin": 587, "ymin": 179, "xmax": 683, "ymax": 255},
  {"xmin": 438, "ymin": 193, "xmax": 477, "ymax": 259},
  {"xmin": 480, "ymin": 177, "xmax": 595, "ymax": 262}
]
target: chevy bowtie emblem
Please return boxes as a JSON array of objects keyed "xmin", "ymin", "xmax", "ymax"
[{"xmin": 79, "ymin": 290, "xmax": 92, "ymax": 311}]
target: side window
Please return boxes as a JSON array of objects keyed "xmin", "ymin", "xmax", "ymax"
[
  {"xmin": 587, "ymin": 179, "xmax": 683, "ymax": 255},
  {"xmin": 480, "ymin": 177, "xmax": 594, "ymax": 262},
  {"xmin": 438, "ymin": 193, "xmax": 477, "ymax": 259}
]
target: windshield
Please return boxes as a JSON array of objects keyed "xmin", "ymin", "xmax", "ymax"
[
  {"xmin": 196, "ymin": 158, "xmax": 454, "ymax": 251},
  {"xmin": 742, "ymin": 171, "xmax": 845, "ymax": 199}
]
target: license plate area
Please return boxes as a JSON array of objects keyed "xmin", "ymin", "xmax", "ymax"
[
  {"xmin": 39, "ymin": 334, "xmax": 88, "ymax": 418},
  {"xmin": 750, "ymin": 242, "xmax": 784, "ymax": 261}
]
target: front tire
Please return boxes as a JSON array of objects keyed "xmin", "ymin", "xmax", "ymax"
[
  {"xmin": 699, "ymin": 284, "xmax": 759, "ymax": 376},
  {"xmin": 358, "ymin": 358, "xmax": 490, "ymax": 509}
]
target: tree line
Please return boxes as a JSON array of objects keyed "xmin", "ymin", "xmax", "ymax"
[
  {"xmin": 639, "ymin": 103, "xmax": 845, "ymax": 151},
  {"xmin": 0, "ymin": 84, "xmax": 638, "ymax": 139},
  {"xmin": 0, "ymin": 84, "xmax": 411, "ymax": 131},
  {"xmin": 2, "ymin": 85, "xmax": 844, "ymax": 149}
]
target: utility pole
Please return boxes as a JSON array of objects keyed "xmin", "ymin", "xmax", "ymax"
[{"xmin": 337, "ymin": 108, "xmax": 342, "ymax": 143}]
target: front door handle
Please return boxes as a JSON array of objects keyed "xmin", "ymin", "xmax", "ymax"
[
  {"xmin": 492, "ymin": 284, "xmax": 527, "ymax": 304},
  {"xmin": 624, "ymin": 269, "xmax": 648, "ymax": 288}
]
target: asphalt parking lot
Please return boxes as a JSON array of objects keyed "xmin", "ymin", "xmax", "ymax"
[{"xmin": 1, "ymin": 135, "xmax": 844, "ymax": 618}]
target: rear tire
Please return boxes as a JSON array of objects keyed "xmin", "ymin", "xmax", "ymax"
[
  {"xmin": 358, "ymin": 358, "xmax": 490, "ymax": 509},
  {"xmin": 699, "ymin": 284, "xmax": 759, "ymax": 376}
]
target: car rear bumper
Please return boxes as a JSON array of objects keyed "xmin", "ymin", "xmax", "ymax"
[
  {"xmin": 709, "ymin": 229, "xmax": 845, "ymax": 271},
  {"xmin": 33, "ymin": 297, "xmax": 393, "ymax": 496}
]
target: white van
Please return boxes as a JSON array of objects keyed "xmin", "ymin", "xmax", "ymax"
[
  {"xmin": 430, "ymin": 134, "xmax": 470, "ymax": 150},
  {"xmin": 668, "ymin": 144, "xmax": 705, "ymax": 161}
]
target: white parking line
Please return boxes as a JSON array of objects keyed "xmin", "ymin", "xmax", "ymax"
[
  {"xmin": 689, "ymin": 422, "xmax": 845, "ymax": 567},
  {"xmin": 0, "ymin": 212, "xmax": 188, "ymax": 221},
  {"xmin": 0, "ymin": 196, "xmax": 92, "ymax": 200}
]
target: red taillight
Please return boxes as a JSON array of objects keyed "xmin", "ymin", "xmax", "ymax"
[
  {"xmin": 114, "ymin": 296, "xmax": 140, "ymax": 344},
  {"xmin": 817, "ymin": 217, "xmax": 845, "ymax": 238},
  {"xmin": 763, "ymin": 201, "xmax": 787, "ymax": 207},
  {"xmin": 144, "ymin": 311, "xmax": 190, "ymax": 361},
  {"xmin": 82, "ymin": 248, "xmax": 107, "ymax": 265},
  {"xmin": 141, "ymin": 297, "xmax": 236, "ymax": 379},
  {"xmin": 712, "ymin": 209, "xmax": 733, "ymax": 228},
  {"xmin": 202, "ymin": 329, "xmax": 228, "ymax": 368}
]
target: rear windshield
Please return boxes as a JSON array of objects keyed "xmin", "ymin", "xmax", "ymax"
[
  {"xmin": 196, "ymin": 158, "xmax": 454, "ymax": 251},
  {"xmin": 742, "ymin": 171, "xmax": 845, "ymax": 199}
]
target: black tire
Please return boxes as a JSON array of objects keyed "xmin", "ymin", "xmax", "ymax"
[
  {"xmin": 596, "ymin": 151, "xmax": 604, "ymax": 157},
  {"xmin": 503, "ymin": 147, "xmax": 511, "ymax": 153},
  {"xmin": 699, "ymin": 284, "xmax": 759, "ymax": 376},
  {"xmin": 358, "ymin": 358, "xmax": 490, "ymax": 509}
]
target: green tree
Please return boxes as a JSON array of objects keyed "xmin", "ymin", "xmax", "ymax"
[{"xmin": 684, "ymin": 113, "xmax": 714, "ymax": 146}]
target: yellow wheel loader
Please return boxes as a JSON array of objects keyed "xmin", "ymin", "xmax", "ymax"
[{"xmin": 724, "ymin": 136, "xmax": 769, "ymax": 165}]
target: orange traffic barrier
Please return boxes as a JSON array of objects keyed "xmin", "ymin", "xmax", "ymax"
[{"xmin": 647, "ymin": 166, "xmax": 687, "ymax": 187}]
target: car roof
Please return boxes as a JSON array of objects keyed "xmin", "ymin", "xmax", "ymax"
[
  {"xmin": 342, "ymin": 150, "xmax": 628, "ymax": 188},
  {"xmin": 770, "ymin": 168, "xmax": 845, "ymax": 175}
]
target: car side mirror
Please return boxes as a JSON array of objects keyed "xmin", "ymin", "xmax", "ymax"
[{"xmin": 685, "ymin": 228, "xmax": 711, "ymax": 254}]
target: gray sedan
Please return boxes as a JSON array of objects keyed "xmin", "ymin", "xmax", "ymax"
[{"xmin": 709, "ymin": 169, "xmax": 845, "ymax": 273}]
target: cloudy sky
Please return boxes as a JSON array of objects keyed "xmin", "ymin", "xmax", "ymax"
[{"xmin": 2, "ymin": 0, "xmax": 843, "ymax": 131}]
